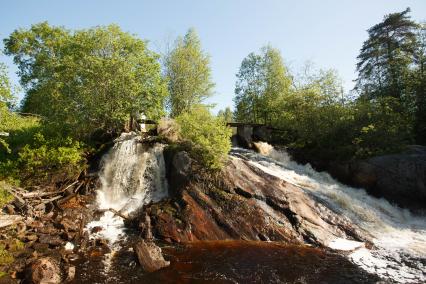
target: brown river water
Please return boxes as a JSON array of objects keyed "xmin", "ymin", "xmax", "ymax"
[{"xmin": 72, "ymin": 240, "xmax": 379, "ymax": 284}]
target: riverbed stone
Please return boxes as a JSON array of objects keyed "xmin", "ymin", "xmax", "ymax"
[
  {"xmin": 133, "ymin": 240, "xmax": 170, "ymax": 272},
  {"xmin": 26, "ymin": 257, "xmax": 62, "ymax": 284}
]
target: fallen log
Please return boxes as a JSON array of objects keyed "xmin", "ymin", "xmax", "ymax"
[
  {"xmin": 0, "ymin": 214, "xmax": 24, "ymax": 228},
  {"xmin": 108, "ymin": 208, "xmax": 129, "ymax": 220}
]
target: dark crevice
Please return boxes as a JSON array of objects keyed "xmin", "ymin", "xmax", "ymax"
[
  {"xmin": 234, "ymin": 187, "xmax": 252, "ymax": 198},
  {"xmin": 265, "ymin": 197, "xmax": 300, "ymax": 230}
]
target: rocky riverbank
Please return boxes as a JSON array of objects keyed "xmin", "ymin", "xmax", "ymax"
[{"xmin": 1, "ymin": 137, "xmax": 425, "ymax": 283}]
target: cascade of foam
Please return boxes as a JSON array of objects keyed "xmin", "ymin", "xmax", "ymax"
[
  {"xmin": 86, "ymin": 132, "xmax": 168, "ymax": 248},
  {"xmin": 233, "ymin": 142, "xmax": 426, "ymax": 283}
]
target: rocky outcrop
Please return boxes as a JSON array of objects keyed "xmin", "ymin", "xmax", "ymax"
[
  {"xmin": 330, "ymin": 145, "xmax": 426, "ymax": 211},
  {"xmin": 129, "ymin": 151, "xmax": 366, "ymax": 247}
]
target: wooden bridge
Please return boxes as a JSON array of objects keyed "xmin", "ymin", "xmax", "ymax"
[
  {"xmin": 226, "ymin": 122, "xmax": 284, "ymax": 131},
  {"xmin": 131, "ymin": 117, "xmax": 283, "ymax": 146}
]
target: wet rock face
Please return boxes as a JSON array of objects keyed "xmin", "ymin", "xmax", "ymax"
[{"xmin": 133, "ymin": 152, "xmax": 365, "ymax": 246}]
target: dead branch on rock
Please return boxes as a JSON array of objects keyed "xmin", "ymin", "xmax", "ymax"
[{"xmin": 3, "ymin": 177, "xmax": 93, "ymax": 218}]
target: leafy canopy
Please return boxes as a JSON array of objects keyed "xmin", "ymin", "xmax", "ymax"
[
  {"xmin": 234, "ymin": 45, "xmax": 292, "ymax": 124},
  {"xmin": 354, "ymin": 8, "xmax": 418, "ymax": 101},
  {"xmin": 164, "ymin": 28, "xmax": 215, "ymax": 117},
  {"xmin": 4, "ymin": 22, "xmax": 167, "ymax": 140}
]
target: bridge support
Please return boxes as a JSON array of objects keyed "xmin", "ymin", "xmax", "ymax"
[
  {"xmin": 233, "ymin": 124, "xmax": 272, "ymax": 148},
  {"xmin": 236, "ymin": 125, "xmax": 253, "ymax": 148}
]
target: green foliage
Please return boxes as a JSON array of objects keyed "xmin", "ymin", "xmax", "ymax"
[
  {"xmin": 217, "ymin": 107, "xmax": 233, "ymax": 123},
  {"xmin": 0, "ymin": 244, "xmax": 14, "ymax": 266},
  {"xmin": 0, "ymin": 182, "xmax": 13, "ymax": 208},
  {"xmin": 413, "ymin": 23, "xmax": 426, "ymax": 144},
  {"xmin": 176, "ymin": 107, "xmax": 232, "ymax": 170},
  {"xmin": 0, "ymin": 61, "xmax": 14, "ymax": 106},
  {"xmin": 354, "ymin": 8, "xmax": 418, "ymax": 101},
  {"xmin": 0, "ymin": 132, "xmax": 85, "ymax": 185},
  {"xmin": 0, "ymin": 239, "xmax": 24, "ymax": 278},
  {"xmin": 354, "ymin": 9, "xmax": 426, "ymax": 145},
  {"xmin": 15, "ymin": 133, "xmax": 85, "ymax": 184},
  {"xmin": 164, "ymin": 28, "xmax": 215, "ymax": 117},
  {"xmin": 351, "ymin": 98, "xmax": 412, "ymax": 158},
  {"xmin": 4, "ymin": 22, "xmax": 167, "ymax": 140},
  {"xmin": 0, "ymin": 106, "xmax": 85, "ymax": 185},
  {"xmin": 234, "ymin": 45, "xmax": 292, "ymax": 124}
]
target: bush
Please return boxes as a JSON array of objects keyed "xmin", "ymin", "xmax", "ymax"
[
  {"xmin": 176, "ymin": 107, "xmax": 232, "ymax": 170},
  {"xmin": 15, "ymin": 134, "xmax": 85, "ymax": 185},
  {"xmin": 351, "ymin": 98, "xmax": 412, "ymax": 158},
  {"xmin": 273, "ymin": 94, "xmax": 412, "ymax": 161},
  {"xmin": 0, "ymin": 111, "xmax": 86, "ymax": 185}
]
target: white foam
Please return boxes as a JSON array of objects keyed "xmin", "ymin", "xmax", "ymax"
[
  {"xmin": 328, "ymin": 238, "xmax": 364, "ymax": 251},
  {"xmin": 64, "ymin": 242, "xmax": 75, "ymax": 251}
]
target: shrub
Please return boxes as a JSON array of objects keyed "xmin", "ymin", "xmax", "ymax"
[
  {"xmin": 176, "ymin": 107, "xmax": 232, "ymax": 170},
  {"xmin": 272, "ymin": 92, "xmax": 412, "ymax": 161},
  {"xmin": 0, "ymin": 111, "xmax": 86, "ymax": 185},
  {"xmin": 351, "ymin": 98, "xmax": 412, "ymax": 158}
]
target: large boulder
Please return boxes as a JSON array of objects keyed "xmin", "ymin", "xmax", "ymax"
[{"xmin": 348, "ymin": 145, "xmax": 426, "ymax": 211}]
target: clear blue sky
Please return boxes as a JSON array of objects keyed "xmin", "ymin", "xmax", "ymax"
[{"xmin": 1, "ymin": 0, "xmax": 425, "ymax": 113}]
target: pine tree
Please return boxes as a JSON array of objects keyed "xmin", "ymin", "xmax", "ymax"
[{"xmin": 354, "ymin": 8, "xmax": 418, "ymax": 102}]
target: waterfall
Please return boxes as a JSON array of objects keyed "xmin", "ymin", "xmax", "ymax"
[
  {"xmin": 234, "ymin": 142, "xmax": 426, "ymax": 283},
  {"xmin": 86, "ymin": 132, "xmax": 168, "ymax": 245}
]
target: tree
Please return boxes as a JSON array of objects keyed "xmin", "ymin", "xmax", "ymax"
[
  {"xmin": 354, "ymin": 8, "xmax": 418, "ymax": 102},
  {"xmin": 217, "ymin": 107, "xmax": 233, "ymax": 123},
  {"xmin": 234, "ymin": 45, "xmax": 292, "ymax": 124},
  {"xmin": 164, "ymin": 28, "xmax": 214, "ymax": 117},
  {"xmin": 4, "ymin": 22, "xmax": 167, "ymax": 140},
  {"xmin": 0, "ymin": 61, "xmax": 14, "ymax": 153},
  {"xmin": 0, "ymin": 60, "xmax": 14, "ymax": 109},
  {"xmin": 413, "ymin": 23, "xmax": 426, "ymax": 143}
]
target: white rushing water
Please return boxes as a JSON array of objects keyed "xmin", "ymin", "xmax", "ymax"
[
  {"xmin": 233, "ymin": 142, "xmax": 426, "ymax": 283},
  {"xmin": 86, "ymin": 133, "xmax": 168, "ymax": 263}
]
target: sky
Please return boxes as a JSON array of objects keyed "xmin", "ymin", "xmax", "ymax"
[{"xmin": 1, "ymin": 0, "xmax": 425, "ymax": 113}]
